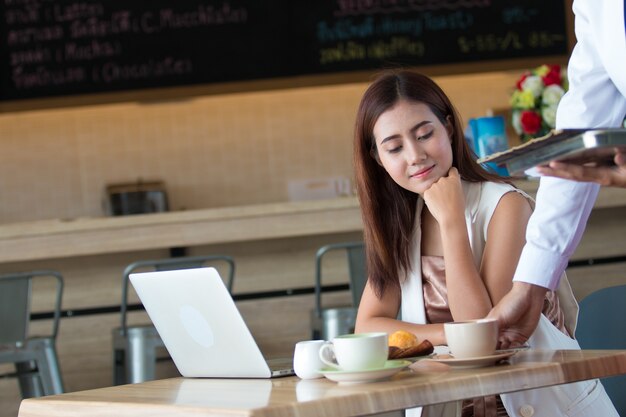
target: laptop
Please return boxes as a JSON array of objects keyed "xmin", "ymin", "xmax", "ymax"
[{"xmin": 129, "ymin": 267, "xmax": 294, "ymax": 378}]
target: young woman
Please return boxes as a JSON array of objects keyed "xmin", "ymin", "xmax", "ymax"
[{"xmin": 352, "ymin": 70, "xmax": 617, "ymax": 417}]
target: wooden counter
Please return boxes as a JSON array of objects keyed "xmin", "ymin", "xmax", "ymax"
[
  {"xmin": 0, "ymin": 198, "xmax": 362, "ymax": 263},
  {"xmin": 1, "ymin": 180, "xmax": 626, "ymax": 264},
  {"xmin": 17, "ymin": 349, "xmax": 626, "ymax": 417}
]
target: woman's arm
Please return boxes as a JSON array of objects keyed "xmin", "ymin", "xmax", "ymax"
[
  {"xmin": 423, "ymin": 168, "xmax": 492, "ymax": 319},
  {"xmin": 355, "ymin": 280, "xmax": 446, "ymax": 345},
  {"xmin": 424, "ymin": 170, "xmax": 533, "ymax": 319},
  {"xmin": 481, "ymin": 191, "xmax": 533, "ymax": 305}
]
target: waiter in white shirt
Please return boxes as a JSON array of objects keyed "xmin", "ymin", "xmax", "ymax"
[{"xmin": 489, "ymin": 0, "xmax": 626, "ymax": 347}]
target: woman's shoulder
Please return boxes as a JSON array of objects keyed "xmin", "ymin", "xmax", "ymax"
[
  {"xmin": 482, "ymin": 182, "xmax": 534, "ymax": 221},
  {"xmin": 464, "ymin": 180, "xmax": 531, "ymax": 220},
  {"xmin": 464, "ymin": 180, "xmax": 517, "ymax": 206},
  {"xmin": 482, "ymin": 180, "xmax": 517, "ymax": 194},
  {"xmin": 465, "ymin": 181, "xmax": 533, "ymax": 238},
  {"xmin": 481, "ymin": 181, "xmax": 532, "ymax": 203}
]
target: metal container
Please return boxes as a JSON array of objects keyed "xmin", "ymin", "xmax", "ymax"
[
  {"xmin": 310, "ymin": 307, "xmax": 357, "ymax": 341},
  {"xmin": 106, "ymin": 180, "xmax": 169, "ymax": 216}
]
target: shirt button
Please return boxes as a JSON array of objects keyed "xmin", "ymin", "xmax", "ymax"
[{"xmin": 519, "ymin": 404, "xmax": 535, "ymax": 417}]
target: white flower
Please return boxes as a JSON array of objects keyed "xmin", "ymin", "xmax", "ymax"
[
  {"xmin": 542, "ymin": 85, "xmax": 565, "ymax": 106},
  {"xmin": 542, "ymin": 104, "xmax": 558, "ymax": 128},
  {"xmin": 511, "ymin": 110, "xmax": 523, "ymax": 134},
  {"xmin": 521, "ymin": 75, "xmax": 544, "ymax": 98}
]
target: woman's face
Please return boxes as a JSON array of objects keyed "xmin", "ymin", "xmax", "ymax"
[{"xmin": 372, "ymin": 100, "xmax": 453, "ymax": 195}]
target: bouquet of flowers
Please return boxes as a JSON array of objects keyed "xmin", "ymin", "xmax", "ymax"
[{"xmin": 510, "ymin": 64, "xmax": 568, "ymax": 142}]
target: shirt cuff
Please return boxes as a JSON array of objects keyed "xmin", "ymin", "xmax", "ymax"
[{"xmin": 513, "ymin": 243, "xmax": 569, "ymax": 290}]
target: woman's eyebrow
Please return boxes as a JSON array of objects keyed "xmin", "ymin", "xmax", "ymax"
[
  {"xmin": 380, "ymin": 133, "xmax": 401, "ymax": 145},
  {"xmin": 379, "ymin": 120, "xmax": 432, "ymax": 145},
  {"xmin": 410, "ymin": 120, "xmax": 433, "ymax": 134}
]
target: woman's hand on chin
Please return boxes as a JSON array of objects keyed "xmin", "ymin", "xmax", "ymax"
[{"xmin": 423, "ymin": 167, "xmax": 465, "ymax": 226}]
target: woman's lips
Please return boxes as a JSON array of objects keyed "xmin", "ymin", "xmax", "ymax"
[{"xmin": 411, "ymin": 165, "xmax": 435, "ymax": 179}]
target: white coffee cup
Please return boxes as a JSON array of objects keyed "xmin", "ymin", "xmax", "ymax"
[
  {"xmin": 318, "ymin": 332, "xmax": 388, "ymax": 371},
  {"xmin": 293, "ymin": 340, "xmax": 326, "ymax": 379},
  {"xmin": 444, "ymin": 318, "xmax": 498, "ymax": 359}
]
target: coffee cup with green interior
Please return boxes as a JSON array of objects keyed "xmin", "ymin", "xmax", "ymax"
[{"xmin": 318, "ymin": 332, "xmax": 388, "ymax": 371}]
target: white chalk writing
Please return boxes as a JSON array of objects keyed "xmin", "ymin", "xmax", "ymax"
[
  {"xmin": 334, "ymin": 0, "xmax": 490, "ymax": 16},
  {"xmin": 10, "ymin": 46, "xmax": 51, "ymax": 65},
  {"xmin": 62, "ymin": 39, "xmax": 121, "ymax": 62},
  {"xmin": 98, "ymin": 57, "xmax": 193, "ymax": 83},
  {"xmin": 12, "ymin": 64, "xmax": 85, "ymax": 89},
  {"xmin": 7, "ymin": 24, "xmax": 63, "ymax": 45}
]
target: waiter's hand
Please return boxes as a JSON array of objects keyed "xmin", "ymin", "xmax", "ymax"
[
  {"xmin": 487, "ymin": 281, "xmax": 547, "ymax": 348},
  {"xmin": 537, "ymin": 149, "xmax": 626, "ymax": 188}
]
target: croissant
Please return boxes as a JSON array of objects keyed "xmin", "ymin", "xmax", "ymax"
[{"xmin": 388, "ymin": 339, "xmax": 434, "ymax": 359}]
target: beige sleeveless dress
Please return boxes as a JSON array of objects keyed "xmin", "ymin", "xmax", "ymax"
[{"xmin": 421, "ymin": 255, "xmax": 569, "ymax": 417}]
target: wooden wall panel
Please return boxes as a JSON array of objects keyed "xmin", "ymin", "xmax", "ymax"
[
  {"xmin": 566, "ymin": 263, "xmax": 626, "ymax": 302},
  {"xmin": 572, "ymin": 207, "xmax": 626, "ymax": 260}
]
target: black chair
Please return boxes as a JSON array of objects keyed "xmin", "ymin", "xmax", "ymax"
[
  {"xmin": 0, "ymin": 270, "xmax": 65, "ymax": 398},
  {"xmin": 111, "ymin": 255, "xmax": 235, "ymax": 385},
  {"xmin": 311, "ymin": 242, "xmax": 366, "ymax": 340}
]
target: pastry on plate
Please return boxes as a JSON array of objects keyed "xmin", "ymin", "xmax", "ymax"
[{"xmin": 388, "ymin": 330, "xmax": 434, "ymax": 359}]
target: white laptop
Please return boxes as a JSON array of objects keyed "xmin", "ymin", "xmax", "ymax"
[{"xmin": 129, "ymin": 267, "xmax": 294, "ymax": 378}]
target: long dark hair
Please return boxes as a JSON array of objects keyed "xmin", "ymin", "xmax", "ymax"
[{"xmin": 354, "ymin": 70, "xmax": 506, "ymax": 299}]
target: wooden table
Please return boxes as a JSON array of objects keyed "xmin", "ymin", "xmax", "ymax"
[{"xmin": 18, "ymin": 350, "xmax": 626, "ymax": 417}]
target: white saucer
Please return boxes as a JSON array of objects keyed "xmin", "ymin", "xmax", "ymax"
[
  {"xmin": 321, "ymin": 360, "xmax": 411, "ymax": 384},
  {"xmin": 403, "ymin": 353, "xmax": 435, "ymax": 362},
  {"xmin": 426, "ymin": 350, "xmax": 518, "ymax": 369}
]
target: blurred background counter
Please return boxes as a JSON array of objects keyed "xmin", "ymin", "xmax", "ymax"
[
  {"xmin": 1, "ymin": 180, "xmax": 625, "ymax": 265},
  {"xmin": 0, "ymin": 198, "xmax": 362, "ymax": 263}
]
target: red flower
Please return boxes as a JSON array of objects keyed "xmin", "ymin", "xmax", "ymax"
[
  {"xmin": 515, "ymin": 72, "xmax": 530, "ymax": 90},
  {"xmin": 542, "ymin": 65, "xmax": 562, "ymax": 86},
  {"xmin": 520, "ymin": 110, "xmax": 543, "ymax": 134}
]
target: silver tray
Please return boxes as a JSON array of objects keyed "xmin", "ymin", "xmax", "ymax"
[{"xmin": 478, "ymin": 129, "xmax": 626, "ymax": 175}]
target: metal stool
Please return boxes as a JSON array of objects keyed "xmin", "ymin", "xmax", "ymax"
[
  {"xmin": 311, "ymin": 242, "xmax": 366, "ymax": 340},
  {"xmin": 112, "ymin": 255, "xmax": 235, "ymax": 385},
  {"xmin": 0, "ymin": 270, "xmax": 65, "ymax": 398}
]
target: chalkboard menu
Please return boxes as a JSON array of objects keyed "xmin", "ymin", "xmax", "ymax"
[{"xmin": 0, "ymin": 0, "xmax": 569, "ymax": 101}]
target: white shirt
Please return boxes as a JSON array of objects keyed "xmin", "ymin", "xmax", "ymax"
[{"xmin": 513, "ymin": 0, "xmax": 626, "ymax": 289}]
